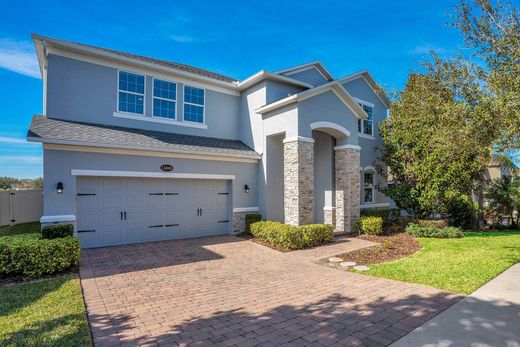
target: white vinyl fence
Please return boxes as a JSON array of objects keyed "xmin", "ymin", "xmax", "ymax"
[{"xmin": 0, "ymin": 189, "xmax": 43, "ymax": 226}]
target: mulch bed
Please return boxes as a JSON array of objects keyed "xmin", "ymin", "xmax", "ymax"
[
  {"xmin": 338, "ymin": 232, "xmax": 422, "ymax": 265},
  {"xmin": 0, "ymin": 267, "xmax": 78, "ymax": 286}
]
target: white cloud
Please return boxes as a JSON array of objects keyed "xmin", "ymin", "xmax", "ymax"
[
  {"xmin": 409, "ymin": 44, "xmax": 446, "ymax": 55},
  {"xmin": 0, "ymin": 155, "xmax": 42, "ymax": 164},
  {"xmin": 0, "ymin": 136, "xmax": 38, "ymax": 145},
  {"xmin": 168, "ymin": 34, "xmax": 206, "ymax": 44},
  {"xmin": 0, "ymin": 38, "xmax": 40, "ymax": 78}
]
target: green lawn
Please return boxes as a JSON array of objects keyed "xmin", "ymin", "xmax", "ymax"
[
  {"xmin": 0, "ymin": 222, "xmax": 40, "ymax": 236},
  {"xmin": 0, "ymin": 222, "xmax": 92, "ymax": 346},
  {"xmin": 0, "ymin": 275, "xmax": 92, "ymax": 347},
  {"xmin": 359, "ymin": 232, "xmax": 520, "ymax": 294}
]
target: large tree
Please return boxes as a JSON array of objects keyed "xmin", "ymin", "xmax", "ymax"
[
  {"xmin": 379, "ymin": 57, "xmax": 494, "ymax": 220},
  {"xmin": 379, "ymin": 0, "xmax": 519, "ymax": 224}
]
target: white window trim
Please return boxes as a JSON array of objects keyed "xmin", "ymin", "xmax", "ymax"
[
  {"xmin": 117, "ymin": 70, "xmax": 146, "ymax": 115},
  {"xmin": 152, "ymin": 77, "xmax": 178, "ymax": 120},
  {"xmin": 359, "ymin": 133, "xmax": 375, "ymax": 140},
  {"xmin": 113, "ymin": 111, "xmax": 207, "ymax": 129},
  {"xmin": 363, "ymin": 170, "xmax": 375, "ymax": 204},
  {"xmin": 355, "ymin": 98, "xmax": 374, "ymax": 137},
  {"xmin": 183, "ymin": 84, "xmax": 206, "ymax": 125}
]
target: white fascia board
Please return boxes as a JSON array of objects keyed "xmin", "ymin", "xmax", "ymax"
[
  {"xmin": 255, "ymin": 94, "xmax": 298, "ymax": 114},
  {"xmin": 237, "ymin": 70, "xmax": 313, "ymax": 91},
  {"xmin": 71, "ymin": 169, "xmax": 236, "ymax": 180},
  {"xmin": 29, "ymin": 137, "xmax": 261, "ymax": 160},
  {"xmin": 337, "ymin": 70, "xmax": 391, "ymax": 108},
  {"xmin": 32, "ymin": 34, "xmax": 240, "ymax": 93}
]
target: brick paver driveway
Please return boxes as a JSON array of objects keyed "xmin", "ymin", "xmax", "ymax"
[{"xmin": 80, "ymin": 236, "xmax": 460, "ymax": 347}]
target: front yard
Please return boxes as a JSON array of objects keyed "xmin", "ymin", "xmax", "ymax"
[
  {"xmin": 0, "ymin": 223, "xmax": 91, "ymax": 347},
  {"xmin": 357, "ymin": 232, "xmax": 520, "ymax": 294}
]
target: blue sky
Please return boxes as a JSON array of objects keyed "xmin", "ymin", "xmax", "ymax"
[{"xmin": 0, "ymin": 0, "xmax": 464, "ymax": 178}]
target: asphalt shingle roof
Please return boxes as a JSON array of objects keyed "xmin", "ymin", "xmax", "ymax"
[
  {"xmin": 37, "ymin": 34, "xmax": 237, "ymax": 83},
  {"xmin": 28, "ymin": 116, "xmax": 260, "ymax": 159}
]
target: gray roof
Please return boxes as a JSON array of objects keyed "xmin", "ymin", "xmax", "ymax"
[
  {"xmin": 34, "ymin": 34, "xmax": 237, "ymax": 83},
  {"xmin": 28, "ymin": 116, "xmax": 260, "ymax": 159}
]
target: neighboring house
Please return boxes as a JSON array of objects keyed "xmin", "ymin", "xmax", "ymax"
[
  {"xmin": 485, "ymin": 156, "xmax": 519, "ymax": 182},
  {"xmin": 27, "ymin": 34, "xmax": 392, "ymax": 248}
]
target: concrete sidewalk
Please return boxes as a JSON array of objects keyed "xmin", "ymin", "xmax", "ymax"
[{"xmin": 391, "ymin": 263, "xmax": 520, "ymax": 347}]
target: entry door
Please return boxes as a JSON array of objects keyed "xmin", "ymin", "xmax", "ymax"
[{"xmin": 76, "ymin": 177, "xmax": 231, "ymax": 248}]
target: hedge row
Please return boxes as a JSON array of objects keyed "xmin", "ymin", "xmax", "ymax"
[
  {"xmin": 354, "ymin": 216, "xmax": 384, "ymax": 235},
  {"xmin": 406, "ymin": 223, "xmax": 464, "ymax": 238},
  {"xmin": 360, "ymin": 208, "xmax": 401, "ymax": 228},
  {"xmin": 41, "ymin": 224, "xmax": 74, "ymax": 239},
  {"xmin": 245, "ymin": 213, "xmax": 262, "ymax": 233},
  {"xmin": 250, "ymin": 221, "xmax": 334, "ymax": 250},
  {"xmin": 0, "ymin": 233, "xmax": 80, "ymax": 277},
  {"xmin": 417, "ymin": 219, "xmax": 448, "ymax": 229}
]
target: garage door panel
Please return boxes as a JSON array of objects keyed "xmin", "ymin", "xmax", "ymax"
[
  {"xmin": 102, "ymin": 227, "xmax": 126, "ymax": 245},
  {"xmin": 102, "ymin": 211, "xmax": 123, "ymax": 227},
  {"xmin": 77, "ymin": 177, "xmax": 231, "ymax": 248},
  {"xmin": 77, "ymin": 213, "xmax": 100, "ymax": 231}
]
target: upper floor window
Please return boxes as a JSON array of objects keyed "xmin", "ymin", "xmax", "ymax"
[
  {"xmin": 118, "ymin": 71, "xmax": 145, "ymax": 114},
  {"xmin": 364, "ymin": 171, "xmax": 375, "ymax": 203},
  {"xmin": 183, "ymin": 85, "xmax": 205, "ymax": 123},
  {"xmin": 358, "ymin": 103, "xmax": 373, "ymax": 136},
  {"xmin": 153, "ymin": 79, "xmax": 177, "ymax": 119}
]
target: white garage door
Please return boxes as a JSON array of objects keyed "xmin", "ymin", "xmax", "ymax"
[{"xmin": 76, "ymin": 177, "xmax": 231, "ymax": 248}]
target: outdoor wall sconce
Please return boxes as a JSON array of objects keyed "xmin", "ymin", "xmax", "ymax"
[
  {"xmin": 244, "ymin": 184, "xmax": 250, "ymax": 193},
  {"xmin": 56, "ymin": 182, "xmax": 64, "ymax": 194}
]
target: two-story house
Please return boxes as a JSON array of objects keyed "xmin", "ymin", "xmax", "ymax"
[{"xmin": 28, "ymin": 34, "xmax": 392, "ymax": 248}]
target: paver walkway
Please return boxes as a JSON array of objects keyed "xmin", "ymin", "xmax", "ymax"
[
  {"xmin": 80, "ymin": 236, "xmax": 460, "ymax": 346},
  {"xmin": 391, "ymin": 263, "xmax": 520, "ymax": 347}
]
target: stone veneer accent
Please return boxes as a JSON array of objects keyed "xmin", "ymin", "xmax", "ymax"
[
  {"xmin": 233, "ymin": 211, "xmax": 249, "ymax": 233},
  {"xmin": 323, "ymin": 208, "xmax": 336, "ymax": 226},
  {"xmin": 283, "ymin": 139, "xmax": 314, "ymax": 226},
  {"xmin": 335, "ymin": 146, "xmax": 360, "ymax": 233}
]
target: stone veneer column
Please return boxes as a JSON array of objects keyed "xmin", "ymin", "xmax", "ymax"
[
  {"xmin": 283, "ymin": 137, "xmax": 314, "ymax": 226},
  {"xmin": 334, "ymin": 145, "xmax": 361, "ymax": 233}
]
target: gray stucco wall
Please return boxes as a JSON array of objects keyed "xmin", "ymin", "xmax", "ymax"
[
  {"xmin": 263, "ymin": 134, "xmax": 284, "ymax": 221},
  {"xmin": 265, "ymin": 80, "xmax": 305, "ymax": 103},
  {"xmin": 342, "ymin": 77, "xmax": 389, "ymax": 207},
  {"xmin": 297, "ymin": 91, "xmax": 359, "ymax": 145},
  {"xmin": 283, "ymin": 68, "xmax": 329, "ymax": 86},
  {"xmin": 42, "ymin": 149, "xmax": 258, "ymax": 216},
  {"xmin": 313, "ymin": 131, "xmax": 335, "ymax": 223},
  {"xmin": 46, "ymin": 54, "xmax": 241, "ymax": 139}
]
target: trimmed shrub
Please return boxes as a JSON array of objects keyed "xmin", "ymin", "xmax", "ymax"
[
  {"xmin": 354, "ymin": 216, "xmax": 384, "ymax": 235},
  {"xmin": 244, "ymin": 213, "xmax": 262, "ymax": 233},
  {"xmin": 406, "ymin": 223, "xmax": 464, "ymax": 238},
  {"xmin": 0, "ymin": 234, "xmax": 80, "ymax": 277},
  {"xmin": 41, "ymin": 224, "xmax": 74, "ymax": 239},
  {"xmin": 250, "ymin": 221, "xmax": 334, "ymax": 250},
  {"xmin": 417, "ymin": 219, "xmax": 448, "ymax": 229},
  {"xmin": 360, "ymin": 208, "xmax": 401, "ymax": 228}
]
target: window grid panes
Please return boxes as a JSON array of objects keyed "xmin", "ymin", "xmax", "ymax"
[
  {"xmin": 183, "ymin": 86, "xmax": 205, "ymax": 123},
  {"xmin": 153, "ymin": 79, "xmax": 177, "ymax": 119},
  {"xmin": 118, "ymin": 71, "xmax": 145, "ymax": 114},
  {"xmin": 358, "ymin": 103, "xmax": 374, "ymax": 136},
  {"xmin": 364, "ymin": 172, "xmax": 374, "ymax": 203}
]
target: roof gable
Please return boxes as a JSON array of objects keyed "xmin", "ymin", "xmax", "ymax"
[
  {"xmin": 255, "ymin": 81, "xmax": 368, "ymax": 119},
  {"xmin": 273, "ymin": 62, "xmax": 334, "ymax": 83},
  {"xmin": 337, "ymin": 70, "xmax": 391, "ymax": 107}
]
